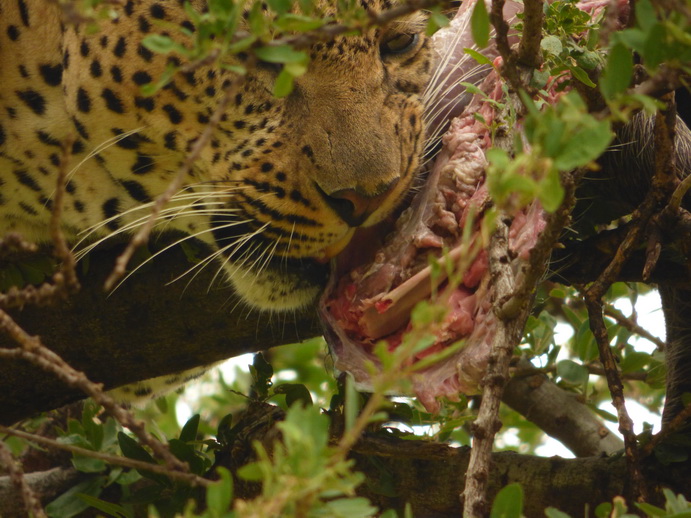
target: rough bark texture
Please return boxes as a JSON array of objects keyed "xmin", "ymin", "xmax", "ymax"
[{"xmin": 0, "ymin": 241, "xmax": 321, "ymax": 425}]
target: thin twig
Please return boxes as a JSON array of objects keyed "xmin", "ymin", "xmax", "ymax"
[
  {"xmin": 582, "ymin": 294, "xmax": 648, "ymax": 501},
  {"xmin": 50, "ymin": 138, "xmax": 80, "ymax": 293},
  {"xmin": 0, "ymin": 425, "xmax": 211, "ymax": 488},
  {"xmin": 603, "ymin": 305, "xmax": 666, "ymax": 351},
  {"xmin": 0, "ymin": 440, "xmax": 48, "ymax": 518},
  {"xmin": 665, "ymin": 166, "xmax": 691, "ymax": 213}
]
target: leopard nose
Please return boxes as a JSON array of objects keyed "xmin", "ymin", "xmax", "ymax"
[{"xmin": 319, "ymin": 178, "xmax": 400, "ymax": 227}]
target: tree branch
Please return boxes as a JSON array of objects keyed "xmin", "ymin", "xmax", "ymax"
[
  {"xmin": 504, "ymin": 363, "xmax": 624, "ymax": 457},
  {"xmin": 0, "ymin": 242, "xmax": 320, "ymax": 425}
]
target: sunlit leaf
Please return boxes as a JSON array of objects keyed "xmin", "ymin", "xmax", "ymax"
[
  {"xmin": 490, "ymin": 483, "xmax": 524, "ymax": 518},
  {"xmin": 471, "ymin": 0, "xmax": 490, "ymax": 48}
]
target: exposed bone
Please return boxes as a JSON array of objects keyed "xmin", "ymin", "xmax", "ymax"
[{"xmin": 359, "ymin": 245, "xmax": 464, "ymax": 339}]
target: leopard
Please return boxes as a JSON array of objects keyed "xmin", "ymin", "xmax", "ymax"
[{"xmin": 0, "ymin": 0, "xmax": 433, "ymax": 314}]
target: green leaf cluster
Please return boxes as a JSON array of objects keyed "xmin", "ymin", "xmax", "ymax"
[
  {"xmin": 600, "ymin": 0, "xmax": 691, "ymax": 100},
  {"xmin": 487, "ymin": 91, "xmax": 612, "ymax": 213},
  {"xmin": 236, "ymin": 403, "xmax": 377, "ymax": 517},
  {"xmin": 528, "ymin": 0, "xmax": 605, "ymax": 90}
]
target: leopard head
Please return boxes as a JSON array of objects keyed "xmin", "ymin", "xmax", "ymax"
[{"xmin": 56, "ymin": 0, "xmax": 433, "ymax": 310}]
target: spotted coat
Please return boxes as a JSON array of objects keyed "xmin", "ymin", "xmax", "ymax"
[{"xmin": 0, "ymin": 0, "xmax": 433, "ymax": 310}]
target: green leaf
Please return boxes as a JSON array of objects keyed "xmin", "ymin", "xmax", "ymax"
[
  {"xmin": 275, "ymin": 14, "xmax": 326, "ymax": 32},
  {"xmin": 541, "ymin": 35, "xmax": 563, "ymax": 56},
  {"xmin": 490, "ymin": 483, "xmax": 524, "ymax": 518},
  {"xmin": 531, "ymin": 68, "xmax": 551, "ymax": 89},
  {"xmin": 255, "ymin": 45, "xmax": 308, "ymax": 64},
  {"xmin": 237, "ymin": 461, "xmax": 263, "ymax": 481},
  {"xmin": 345, "ymin": 375, "xmax": 359, "ymax": 434},
  {"xmin": 275, "ymin": 383, "xmax": 313, "ymax": 407},
  {"xmin": 114, "ymin": 468, "xmax": 141, "ymax": 486},
  {"xmin": 322, "ymin": 497, "xmax": 378, "ymax": 517},
  {"xmin": 464, "ymin": 47, "xmax": 493, "ymax": 66},
  {"xmin": 575, "ymin": 318, "xmax": 598, "ymax": 362},
  {"xmin": 427, "ymin": 8, "xmax": 450, "ymax": 36},
  {"xmin": 142, "ymin": 34, "xmax": 176, "ymax": 54},
  {"xmin": 545, "ymin": 508, "xmax": 572, "ymax": 518},
  {"xmin": 46, "ymin": 477, "xmax": 105, "ymax": 518},
  {"xmin": 72, "ymin": 454, "xmax": 107, "ymax": 473},
  {"xmin": 168, "ymin": 439, "xmax": 205, "ymax": 475},
  {"xmin": 595, "ymin": 502, "xmax": 612, "ymax": 518},
  {"xmin": 249, "ymin": 2, "xmax": 267, "ymax": 36},
  {"xmin": 615, "ymin": 28, "xmax": 646, "ymax": 53},
  {"xmin": 557, "ymin": 359, "xmax": 589, "ymax": 386},
  {"xmin": 459, "ymin": 81, "xmax": 486, "ymax": 96},
  {"xmin": 538, "ymin": 167, "xmax": 564, "ymax": 213},
  {"xmin": 274, "ymin": 68, "xmax": 295, "ymax": 97},
  {"xmin": 642, "ymin": 23, "xmax": 668, "ymax": 70},
  {"xmin": 118, "ymin": 432, "xmax": 154, "ymax": 463},
  {"xmin": 471, "ymin": 0, "xmax": 490, "ymax": 48},
  {"xmin": 590, "ymin": 405, "xmax": 618, "ymax": 423},
  {"xmin": 179, "ymin": 414, "xmax": 200, "ymax": 443},
  {"xmin": 207, "ymin": 467, "xmax": 234, "ymax": 516},
  {"xmin": 620, "ymin": 350, "xmax": 650, "ymax": 373},
  {"xmin": 569, "ymin": 65, "xmax": 596, "ymax": 88},
  {"xmin": 117, "ymin": 432, "xmax": 170, "ymax": 487},
  {"xmin": 634, "ymin": 502, "xmax": 666, "ymax": 517},
  {"xmin": 76, "ymin": 494, "xmax": 132, "ymax": 518},
  {"xmin": 600, "ymin": 43, "xmax": 633, "ymax": 100},
  {"xmin": 634, "ymin": 0, "xmax": 657, "ymax": 33},
  {"xmin": 266, "ymin": 0, "xmax": 291, "ymax": 15},
  {"xmin": 552, "ymin": 119, "xmax": 612, "ymax": 171}
]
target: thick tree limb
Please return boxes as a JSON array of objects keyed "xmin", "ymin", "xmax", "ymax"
[
  {"xmin": 0, "ymin": 241, "xmax": 321, "ymax": 425},
  {"xmin": 221, "ymin": 403, "xmax": 689, "ymax": 517},
  {"xmin": 504, "ymin": 363, "xmax": 624, "ymax": 457}
]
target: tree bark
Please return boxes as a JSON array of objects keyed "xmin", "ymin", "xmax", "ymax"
[
  {"xmin": 0, "ymin": 242, "xmax": 321, "ymax": 425},
  {"xmin": 218, "ymin": 403, "xmax": 689, "ymax": 517}
]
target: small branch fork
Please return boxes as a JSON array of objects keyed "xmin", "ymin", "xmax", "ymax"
[{"xmin": 603, "ymin": 304, "xmax": 666, "ymax": 351}]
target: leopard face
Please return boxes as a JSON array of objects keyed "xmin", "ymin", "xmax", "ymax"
[{"xmin": 0, "ymin": 0, "xmax": 433, "ymax": 310}]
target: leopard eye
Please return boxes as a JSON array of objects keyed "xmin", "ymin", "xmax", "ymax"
[{"xmin": 380, "ymin": 33, "xmax": 419, "ymax": 56}]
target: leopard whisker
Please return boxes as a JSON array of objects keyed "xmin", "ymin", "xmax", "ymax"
[
  {"xmin": 167, "ymin": 219, "xmax": 270, "ymax": 290},
  {"xmin": 74, "ymin": 184, "xmax": 249, "ymax": 251},
  {"xmin": 111, "ymin": 217, "xmax": 256, "ymax": 292}
]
